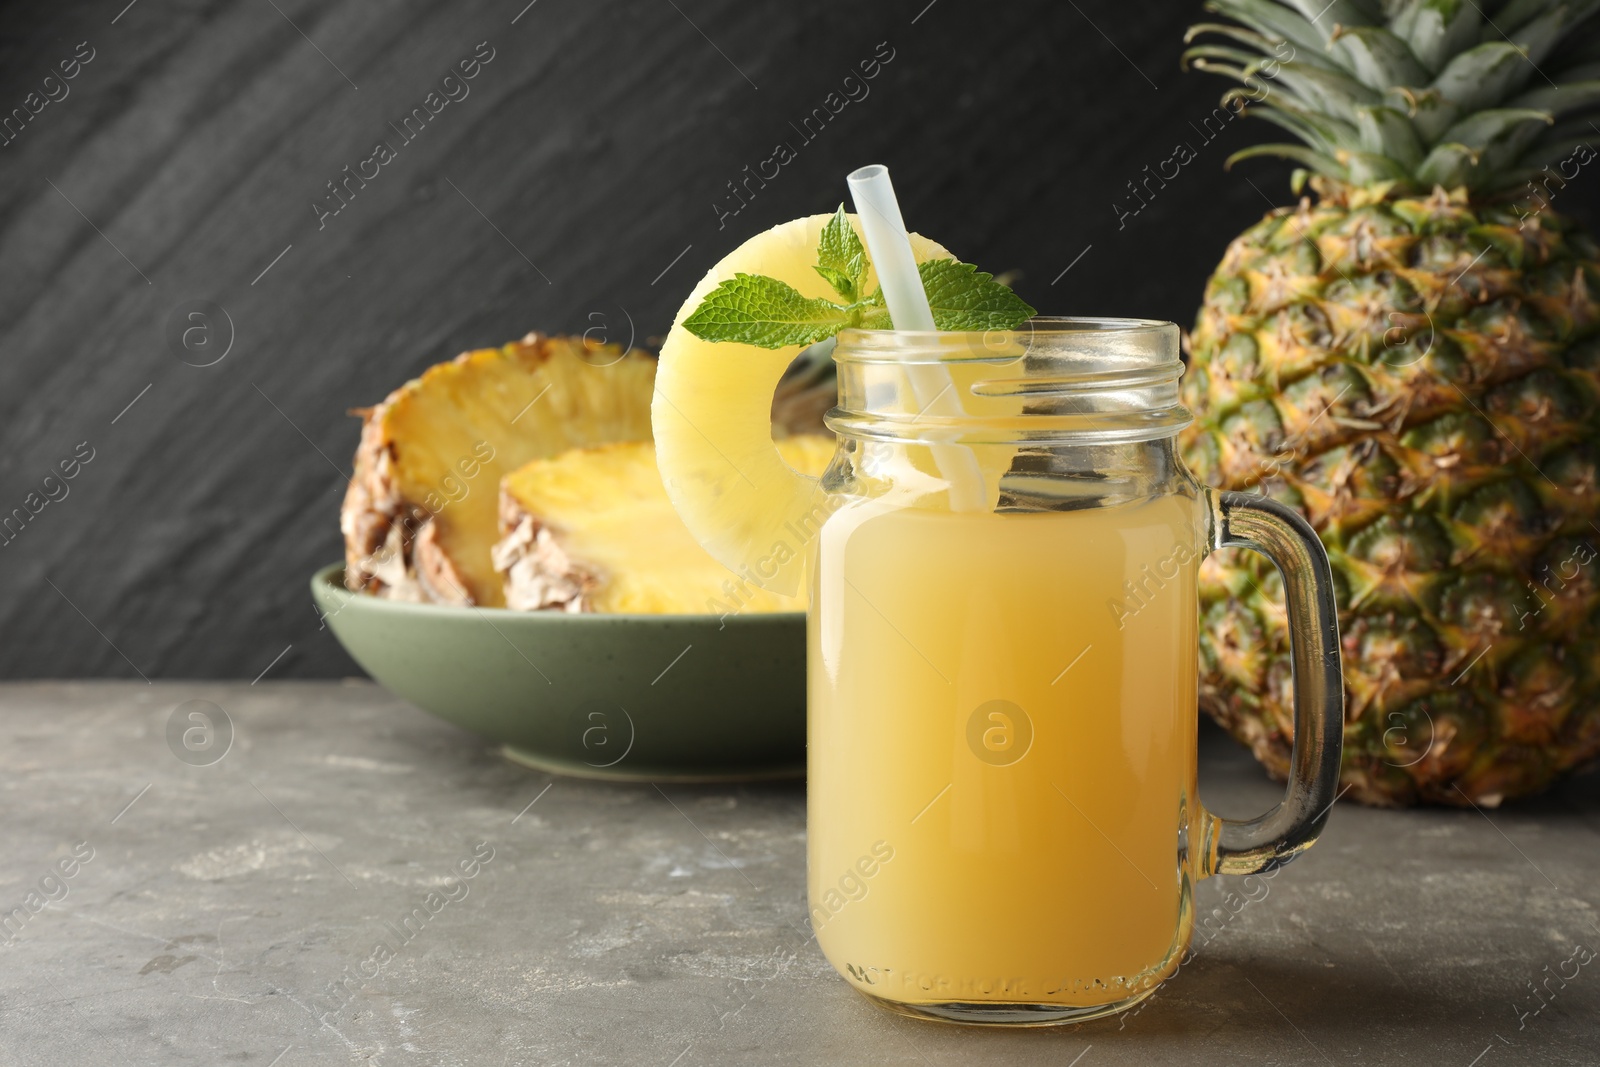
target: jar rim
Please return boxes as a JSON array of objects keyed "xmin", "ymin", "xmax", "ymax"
[
  {"xmin": 834, "ymin": 316, "xmax": 1181, "ymax": 364},
  {"xmin": 842, "ymin": 315, "xmax": 1174, "ymax": 338},
  {"xmin": 827, "ymin": 315, "xmax": 1190, "ymax": 445}
]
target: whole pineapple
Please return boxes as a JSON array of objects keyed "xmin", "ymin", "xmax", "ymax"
[{"xmin": 1182, "ymin": 0, "xmax": 1600, "ymax": 805}]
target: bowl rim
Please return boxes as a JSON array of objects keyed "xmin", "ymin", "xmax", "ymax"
[{"xmin": 310, "ymin": 562, "xmax": 806, "ymax": 626}]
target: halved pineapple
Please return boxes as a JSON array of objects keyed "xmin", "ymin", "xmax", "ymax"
[
  {"xmin": 492, "ymin": 436, "xmax": 835, "ymax": 614},
  {"xmin": 342, "ymin": 334, "xmax": 656, "ymax": 606},
  {"xmin": 652, "ymin": 214, "xmax": 952, "ymax": 594}
]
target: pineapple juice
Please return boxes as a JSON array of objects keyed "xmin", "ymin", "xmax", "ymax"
[{"xmin": 807, "ymin": 491, "xmax": 1208, "ymax": 1010}]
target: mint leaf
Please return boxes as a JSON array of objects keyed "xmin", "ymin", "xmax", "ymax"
[
  {"xmin": 681, "ymin": 273, "xmax": 852, "ymax": 349},
  {"xmin": 815, "ymin": 205, "xmax": 866, "ymax": 301},
  {"xmin": 812, "ymin": 264, "xmax": 856, "ymax": 299},
  {"xmin": 849, "ymin": 259, "xmax": 1035, "ymax": 331},
  {"xmin": 917, "ymin": 259, "xmax": 1037, "ymax": 331}
]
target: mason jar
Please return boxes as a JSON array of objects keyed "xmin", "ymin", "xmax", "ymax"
[{"xmin": 805, "ymin": 318, "xmax": 1343, "ymax": 1024}]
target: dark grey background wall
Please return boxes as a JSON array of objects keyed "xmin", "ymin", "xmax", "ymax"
[{"xmin": 2, "ymin": 0, "xmax": 1595, "ymax": 679}]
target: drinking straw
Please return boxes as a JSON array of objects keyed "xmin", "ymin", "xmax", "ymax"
[
  {"xmin": 847, "ymin": 165, "xmax": 937, "ymax": 331},
  {"xmin": 846, "ymin": 164, "xmax": 987, "ymax": 512}
]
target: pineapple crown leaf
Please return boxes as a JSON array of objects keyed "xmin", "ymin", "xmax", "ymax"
[
  {"xmin": 1184, "ymin": 21, "xmax": 1276, "ymax": 48},
  {"xmin": 1226, "ymin": 141, "xmax": 1347, "ymax": 177},
  {"xmin": 682, "ymin": 209, "xmax": 1036, "ymax": 349},
  {"xmin": 1187, "ymin": 0, "xmax": 1600, "ymax": 194}
]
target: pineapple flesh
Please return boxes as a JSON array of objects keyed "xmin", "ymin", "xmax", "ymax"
[
  {"xmin": 493, "ymin": 437, "xmax": 835, "ymax": 614},
  {"xmin": 341, "ymin": 334, "xmax": 656, "ymax": 607},
  {"xmin": 1183, "ymin": 0, "xmax": 1600, "ymax": 805}
]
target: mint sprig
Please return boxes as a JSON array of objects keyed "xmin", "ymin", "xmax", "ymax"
[{"xmin": 681, "ymin": 205, "xmax": 1035, "ymax": 349}]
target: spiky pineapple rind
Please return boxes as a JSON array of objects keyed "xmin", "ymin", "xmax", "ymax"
[{"xmin": 1185, "ymin": 182, "xmax": 1600, "ymax": 807}]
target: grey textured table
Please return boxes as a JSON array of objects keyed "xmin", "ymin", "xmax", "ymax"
[{"xmin": 3, "ymin": 682, "xmax": 1598, "ymax": 1066}]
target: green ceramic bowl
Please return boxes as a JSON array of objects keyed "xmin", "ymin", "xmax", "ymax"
[{"xmin": 310, "ymin": 564, "xmax": 805, "ymax": 781}]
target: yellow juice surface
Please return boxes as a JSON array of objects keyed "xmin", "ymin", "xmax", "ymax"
[{"xmin": 807, "ymin": 493, "xmax": 1207, "ymax": 1009}]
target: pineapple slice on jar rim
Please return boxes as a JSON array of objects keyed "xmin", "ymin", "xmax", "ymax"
[{"xmin": 653, "ymin": 213, "xmax": 953, "ymax": 595}]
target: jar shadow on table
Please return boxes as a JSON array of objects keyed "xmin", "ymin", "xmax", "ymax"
[{"xmin": 1077, "ymin": 954, "xmax": 1447, "ymax": 1043}]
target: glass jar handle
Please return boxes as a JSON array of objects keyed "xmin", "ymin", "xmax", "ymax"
[{"xmin": 1201, "ymin": 489, "xmax": 1344, "ymax": 877}]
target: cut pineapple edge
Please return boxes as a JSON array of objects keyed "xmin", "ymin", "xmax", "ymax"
[
  {"xmin": 340, "ymin": 329, "xmax": 845, "ymax": 612},
  {"xmin": 653, "ymin": 213, "xmax": 953, "ymax": 596},
  {"xmin": 493, "ymin": 437, "xmax": 835, "ymax": 616},
  {"xmin": 341, "ymin": 334, "xmax": 657, "ymax": 608}
]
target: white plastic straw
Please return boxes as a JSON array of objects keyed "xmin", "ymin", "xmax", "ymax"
[
  {"xmin": 846, "ymin": 164, "xmax": 986, "ymax": 512},
  {"xmin": 847, "ymin": 166, "xmax": 936, "ymax": 331}
]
